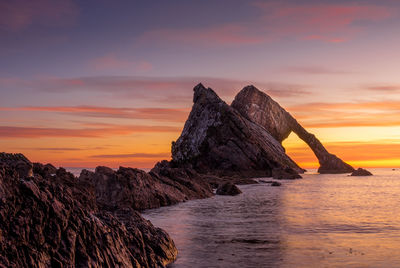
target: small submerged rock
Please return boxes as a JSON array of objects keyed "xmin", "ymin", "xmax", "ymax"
[
  {"xmin": 272, "ymin": 168, "xmax": 302, "ymax": 180},
  {"xmin": 351, "ymin": 168, "xmax": 373, "ymax": 176},
  {"xmin": 271, "ymin": 181, "xmax": 282, "ymax": 187},
  {"xmin": 216, "ymin": 182, "xmax": 242, "ymax": 196}
]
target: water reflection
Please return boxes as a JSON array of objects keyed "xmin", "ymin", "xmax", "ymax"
[{"xmin": 143, "ymin": 169, "xmax": 400, "ymax": 267}]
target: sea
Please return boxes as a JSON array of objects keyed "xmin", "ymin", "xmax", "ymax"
[{"xmin": 141, "ymin": 168, "xmax": 400, "ymax": 268}]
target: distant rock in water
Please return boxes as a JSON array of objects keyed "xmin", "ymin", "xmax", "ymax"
[
  {"xmin": 272, "ymin": 167, "xmax": 302, "ymax": 180},
  {"xmin": 271, "ymin": 181, "xmax": 282, "ymax": 187},
  {"xmin": 171, "ymin": 83, "xmax": 303, "ymax": 179},
  {"xmin": 231, "ymin": 85, "xmax": 354, "ymax": 174},
  {"xmin": 351, "ymin": 168, "xmax": 373, "ymax": 176},
  {"xmin": 216, "ymin": 182, "xmax": 242, "ymax": 196},
  {"xmin": 0, "ymin": 153, "xmax": 177, "ymax": 267}
]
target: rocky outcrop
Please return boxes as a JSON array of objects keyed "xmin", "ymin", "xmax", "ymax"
[
  {"xmin": 33, "ymin": 162, "xmax": 57, "ymax": 177},
  {"xmin": 231, "ymin": 85, "xmax": 354, "ymax": 174},
  {"xmin": 216, "ymin": 182, "xmax": 242, "ymax": 196},
  {"xmin": 0, "ymin": 153, "xmax": 177, "ymax": 267},
  {"xmin": 171, "ymin": 83, "xmax": 303, "ymax": 179},
  {"xmin": 0, "ymin": 152, "xmax": 33, "ymax": 177},
  {"xmin": 79, "ymin": 161, "xmax": 213, "ymax": 212},
  {"xmin": 350, "ymin": 168, "xmax": 373, "ymax": 176}
]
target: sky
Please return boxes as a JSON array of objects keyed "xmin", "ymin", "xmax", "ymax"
[{"xmin": 1, "ymin": 0, "xmax": 400, "ymax": 169}]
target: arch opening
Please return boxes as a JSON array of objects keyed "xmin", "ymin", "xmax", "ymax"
[{"xmin": 282, "ymin": 131, "xmax": 319, "ymax": 170}]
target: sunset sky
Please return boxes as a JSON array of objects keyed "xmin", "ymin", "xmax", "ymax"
[{"xmin": 1, "ymin": 0, "xmax": 400, "ymax": 169}]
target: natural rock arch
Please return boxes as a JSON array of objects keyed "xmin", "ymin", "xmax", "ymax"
[{"xmin": 231, "ymin": 85, "xmax": 354, "ymax": 174}]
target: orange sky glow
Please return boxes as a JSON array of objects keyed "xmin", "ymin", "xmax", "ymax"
[{"xmin": 1, "ymin": 0, "xmax": 400, "ymax": 169}]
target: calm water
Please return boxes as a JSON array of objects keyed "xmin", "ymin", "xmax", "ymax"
[{"xmin": 143, "ymin": 169, "xmax": 400, "ymax": 268}]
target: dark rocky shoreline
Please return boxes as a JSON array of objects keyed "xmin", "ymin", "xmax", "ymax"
[{"xmin": 0, "ymin": 83, "xmax": 357, "ymax": 267}]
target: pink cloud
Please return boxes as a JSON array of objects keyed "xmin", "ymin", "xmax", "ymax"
[
  {"xmin": 0, "ymin": 0, "xmax": 79, "ymax": 31},
  {"xmin": 0, "ymin": 124, "xmax": 181, "ymax": 139},
  {"xmin": 367, "ymin": 85, "xmax": 400, "ymax": 92},
  {"xmin": 281, "ymin": 66, "xmax": 353, "ymax": 75},
  {"xmin": 140, "ymin": 24, "xmax": 264, "ymax": 46},
  {"xmin": 139, "ymin": 2, "xmax": 394, "ymax": 46},
  {"xmin": 90, "ymin": 153, "xmax": 170, "ymax": 159},
  {"xmin": 287, "ymin": 100, "xmax": 400, "ymax": 128},
  {"xmin": 255, "ymin": 2, "xmax": 393, "ymax": 42},
  {"xmin": 303, "ymin": 35, "xmax": 347, "ymax": 43},
  {"xmin": 35, "ymin": 76, "xmax": 310, "ymax": 101},
  {"xmin": 89, "ymin": 54, "xmax": 152, "ymax": 72},
  {"xmin": 5, "ymin": 106, "xmax": 190, "ymax": 122}
]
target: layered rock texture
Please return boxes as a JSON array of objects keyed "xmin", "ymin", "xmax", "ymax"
[
  {"xmin": 0, "ymin": 153, "xmax": 179, "ymax": 267},
  {"xmin": 232, "ymin": 85, "xmax": 354, "ymax": 174},
  {"xmin": 171, "ymin": 83, "xmax": 303, "ymax": 179},
  {"xmin": 79, "ymin": 161, "xmax": 213, "ymax": 212}
]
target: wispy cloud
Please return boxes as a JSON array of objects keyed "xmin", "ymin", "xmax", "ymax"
[
  {"xmin": 88, "ymin": 54, "xmax": 152, "ymax": 72},
  {"xmin": 140, "ymin": 24, "xmax": 264, "ymax": 46},
  {"xmin": 280, "ymin": 66, "xmax": 354, "ymax": 75},
  {"xmin": 254, "ymin": 2, "xmax": 393, "ymax": 43},
  {"xmin": 138, "ymin": 2, "xmax": 394, "ymax": 47},
  {"xmin": 1, "ymin": 76, "xmax": 311, "ymax": 105},
  {"xmin": 0, "ymin": 0, "xmax": 79, "ymax": 31},
  {"xmin": 3, "ymin": 106, "xmax": 190, "ymax": 122},
  {"xmin": 0, "ymin": 124, "xmax": 181, "ymax": 139},
  {"xmin": 90, "ymin": 153, "xmax": 170, "ymax": 159},
  {"xmin": 366, "ymin": 85, "xmax": 400, "ymax": 92},
  {"xmin": 33, "ymin": 147, "xmax": 83, "ymax": 151},
  {"xmin": 287, "ymin": 141, "xmax": 400, "ymax": 163},
  {"xmin": 288, "ymin": 100, "xmax": 400, "ymax": 128}
]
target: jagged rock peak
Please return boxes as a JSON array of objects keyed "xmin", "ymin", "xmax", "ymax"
[
  {"xmin": 232, "ymin": 85, "xmax": 291, "ymax": 142},
  {"xmin": 193, "ymin": 82, "xmax": 221, "ymax": 104},
  {"xmin": 232, "ymin": 85, "xmax": 354, "ymax": 174},
  {"xmin": 240, "ymin": 85, "xmax": 273, "ymax": 100}
]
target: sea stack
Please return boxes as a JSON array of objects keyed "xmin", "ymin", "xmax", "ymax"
[
  {"xmin": 171, "ymin": 83, "xmax": 303, "ymax": 179},
  {"xmin": 232, "ymin": 85, "xmax": 354, "ymax": 174}
]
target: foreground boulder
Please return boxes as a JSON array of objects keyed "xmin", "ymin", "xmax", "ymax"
[
  {"xmin": 216, "ymin": 182, "xmax": 242, "ymax": 196},
  {"xmin": 0, "ymin": 153, "xmax": 177, "ymax": 267},
  {"xmin": 231, "ymin": 85, "xmax": 354, "ymax": 174},
  {"xmin": 171, "ymin": 83, "xmax": 303, "ymax": 179},
  {"xmin": 351, "ymin": 168, "xmax": 373, "ymax": 176}
]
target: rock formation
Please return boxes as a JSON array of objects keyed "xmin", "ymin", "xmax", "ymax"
[
  {"xmin": 216, "ymin": 182, "xmax": 242, "ymax": 196},
  {"xmin": 79, "ymin": 161, "xmax": 213, "ymax": 211},
  {"xmin": 0, "ymin": 152, "xmax": 33, "ymax": 177},
  {"xmin": 0, "ymin": 153, "xmax": 177, "ymax": 267},
  {"xmin": 350, "ymin": 168, "xmax": 373, "ymax": 176},
  {"xmin": 171, "ymin": 83, "xmax": 303, "ymax": 179},
  {"xmin": 232, "ymin": 85, "xmax": 354, "ymax": 174}
]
